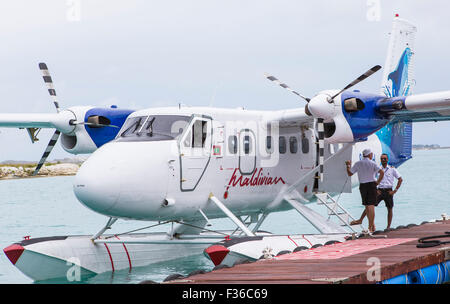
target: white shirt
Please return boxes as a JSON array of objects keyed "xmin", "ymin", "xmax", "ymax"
[
  {"xmin": 350, "ymin": 157, "xmax": 382, "ymax": 184},
  {"xmin": 378, "ymin": 165, "xmax": 401, "ymax": 189}
]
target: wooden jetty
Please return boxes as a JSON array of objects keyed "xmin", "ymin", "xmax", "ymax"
[{"xmin": 168, "ymin": 219, "xmax": 450, "ymax": 284}]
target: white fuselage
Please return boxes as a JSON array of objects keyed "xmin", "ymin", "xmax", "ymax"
[{"xmin": 73, "ymin": 106, "xmax": 382, "ymax": 222}]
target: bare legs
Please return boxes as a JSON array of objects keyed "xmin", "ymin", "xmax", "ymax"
[
  {"xmin": 351, "ymin": 209, "xmax": 367, "ymax": 226},
  {"xmin": 387, "ymin": 208, "xmax": 393, "ymax": 230},
  {"xmin": 351, "ymin": 207, "xmax": 393, "ymax": 231},
  {"xmin": 365, "ymin": 205, "xmax": 375, "ymax": 232}
]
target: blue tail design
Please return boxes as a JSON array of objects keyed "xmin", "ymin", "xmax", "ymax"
[
  {"xmin": 384, "ymin": 48, "xmax": 412, "ymax": 97},
  {"xmin": 376, "ymin": 17, "xmax": 416, "ymax": 167}
]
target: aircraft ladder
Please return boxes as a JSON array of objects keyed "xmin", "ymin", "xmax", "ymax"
[{"xmin": 314, "ymin": 192, "xmax": 366, "ymax": 233}]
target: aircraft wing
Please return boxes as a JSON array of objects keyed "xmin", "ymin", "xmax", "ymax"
[
  {"xmin": 381, "ymin": 90, "xmax": 450, "ymax": 123},
  {"xmin": 0, "ymin": 113, "xmax": 68, "ymax": 130},
  {"xmin": 0, "ymin": 106, "xmax": 133, "ymax": 155},
  {"xmin": 263, "ymin": 108, "xmax": 314, "ymax": 127}
]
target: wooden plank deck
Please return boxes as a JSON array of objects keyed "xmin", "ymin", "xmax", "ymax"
[{"xmin": 169, "ymin": 220, "xmax": 450, "ymax": 284}]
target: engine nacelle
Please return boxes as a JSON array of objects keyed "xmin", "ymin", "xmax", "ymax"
[
  {"xmin": 324, "ymin": 91, "xmax": 391, "ymax": 143},
  {"xmin": 58, "ymin": 106, "xmax": 134, "ymax": 154}
]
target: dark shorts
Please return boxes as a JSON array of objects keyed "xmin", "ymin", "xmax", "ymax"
[
  {"xmin": 359, "ymin": 182, "xmax": 377, "ymax": 206},
  {"xmin": 376, "ymin": 188, "xmax": 394, "ymax": 209}
]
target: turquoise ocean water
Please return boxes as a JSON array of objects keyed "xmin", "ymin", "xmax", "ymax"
[{"xmin": 0, "ymin": 149, "xmax": 449, "ymax": 284}]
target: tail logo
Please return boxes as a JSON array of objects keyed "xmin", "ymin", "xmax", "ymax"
[{"xmin": 384, "ymin": 47, "xmax": 412, "ymax": 97}]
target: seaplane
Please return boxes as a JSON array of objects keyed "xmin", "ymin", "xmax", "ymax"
[{"xmin": 2, "ymin": 15, "xmax": 450, "ymax": 281}]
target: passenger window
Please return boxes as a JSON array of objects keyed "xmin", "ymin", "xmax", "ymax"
[
  {"xmin": 228, "ymin": 135, "xmax": 237, "ymax": 154},
  {"xmin": 289, "ymin": 136, "xmax": 298, "ymax": 154},
  {"xmin": 243, "ymin": 135, "xmax": 252, "ymax": 154},
  {"xmin": 301, "ymin": 136, "xmax": 309, "ymax": 154},
  {"xmin": 279, "ymin": 136, "xmax": 286, "ymax": 154},
  {"xmin": 183, "ymin": 119, "xmax": 208, "ymax": 148},
  {"xmin": 266, "ymin": 136, "xmax": 273, "ymax": 154}
]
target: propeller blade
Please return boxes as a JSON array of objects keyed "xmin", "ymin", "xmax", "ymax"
[
  {"xmin": 39, "ymin": 62, "xmax": 61, "ymax": 112},
  {"xmin": 264, "ymin": 73, "xmax": 310, "ymax": 102},
  {"xmin": 317, "ymin": 118, "xmax": 325, "ymax": 182},
  {"xmin": 32, "ymin": 130, "xmax": 61, "ymax": 176},
  {"xmin": 329, "ymin": 65, "xmax": 382, "ymax": 102}
]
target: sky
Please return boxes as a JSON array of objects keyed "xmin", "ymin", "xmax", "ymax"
[{"xmin": 0, "ymin": 0, "xmax": 450, "ymax": 161}]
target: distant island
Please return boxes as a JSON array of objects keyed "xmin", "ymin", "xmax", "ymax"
[
  {"xmin": 412, "ymin": 144, "xmax": 450, "ymax": 150},
  {"xmin": 0, "ymin": 157, "xmax": 85, "ymax": 180}
]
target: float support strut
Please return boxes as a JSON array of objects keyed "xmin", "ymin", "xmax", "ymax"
[
  {"xmin": 91, "ymin": 217, "xmax": 118, "ymax": 241},
  {"xmin": 209, "ymin": 193, "xmax": 255, "ymax": 237}
]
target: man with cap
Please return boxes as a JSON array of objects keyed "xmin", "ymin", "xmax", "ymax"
[
  {"xmin": 345, "ymin": 148, "xmax": 384, "ymax": 233},
  {"xmin": 349, "ymin": 153, "xmax": 403, "ymax": 231}
]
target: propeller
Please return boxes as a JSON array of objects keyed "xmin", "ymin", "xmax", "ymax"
[
  {"xmin": 264, "ymin": 73, "xmax": 310, "ymax": 102},
  {"xmin": 328, "ymin": 65, "xmax": 381, "ymax": 102},
  {"xmin": 39, "ymin": 63, "xmax": 61, "ymax": 112},
  {"xmin": 32, "ymin": 63, "xmax": 62, "ymax": 176},
  {"xmin": 32, "ymin": 130, "xmax": 61, "ymax": 175},
  {"xmin": 263, "ymin": 72, "xmax": 326, "ymax": 181},
  {"xmin": 32, "ymin": 63, "xmax": 121, "ymax": 175},
  {"xmin": 264, "ymin": 65, "xmax": 382, "ymax": 182}
]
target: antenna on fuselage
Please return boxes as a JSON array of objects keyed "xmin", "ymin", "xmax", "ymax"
[{"xmin": 208, "ymin": 82, "xmax": 222, "ymax": 107}]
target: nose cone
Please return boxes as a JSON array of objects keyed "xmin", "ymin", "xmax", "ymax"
[
  {"xmin": 74, "ymin": 146, "xmax": 123, "ymax": 214},
  {"xmin": 308, "ymin": 93, "xmax": 335, "ymax": 120},
  {"xmin": 74, "ymin": 141, "xmax": 171, "ymax": 219}
]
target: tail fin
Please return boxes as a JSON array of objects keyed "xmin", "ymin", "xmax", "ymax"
[
  {"xmin": 376, "ymin": 16, "xmax": 417, "ymax": 167},
  {"xmin": 380, "ymin": 16, "xmax": 417, "ymax": 97}
]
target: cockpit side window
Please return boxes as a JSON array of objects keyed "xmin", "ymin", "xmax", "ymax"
[
  {"xmin": 116, "ymin": 115, "xmax": 190, "ymax": 142},
  {"xmin": 183, "ymin": 119, "xmax": 208, "ymax": 148},
  {"xmin": 192, "ymin": 120, "xmax": 207, "ymax": 148}
]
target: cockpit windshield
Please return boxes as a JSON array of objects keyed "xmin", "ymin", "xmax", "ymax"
[{"xmin": 116, "ymin": 115, "xmax": 190, "ymax": 142}]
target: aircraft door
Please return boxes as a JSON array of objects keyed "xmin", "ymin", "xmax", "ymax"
[
  {"xmin": 179, "ymin": 116, "xmax": 212, "ymax": 191},
  {"xmin": 238, "ymin": 129, "xmax": 256, "ymax": 175},
  {"xmin": 299, "ymin": 128, "xmax": 315, "ymax": 170}
]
